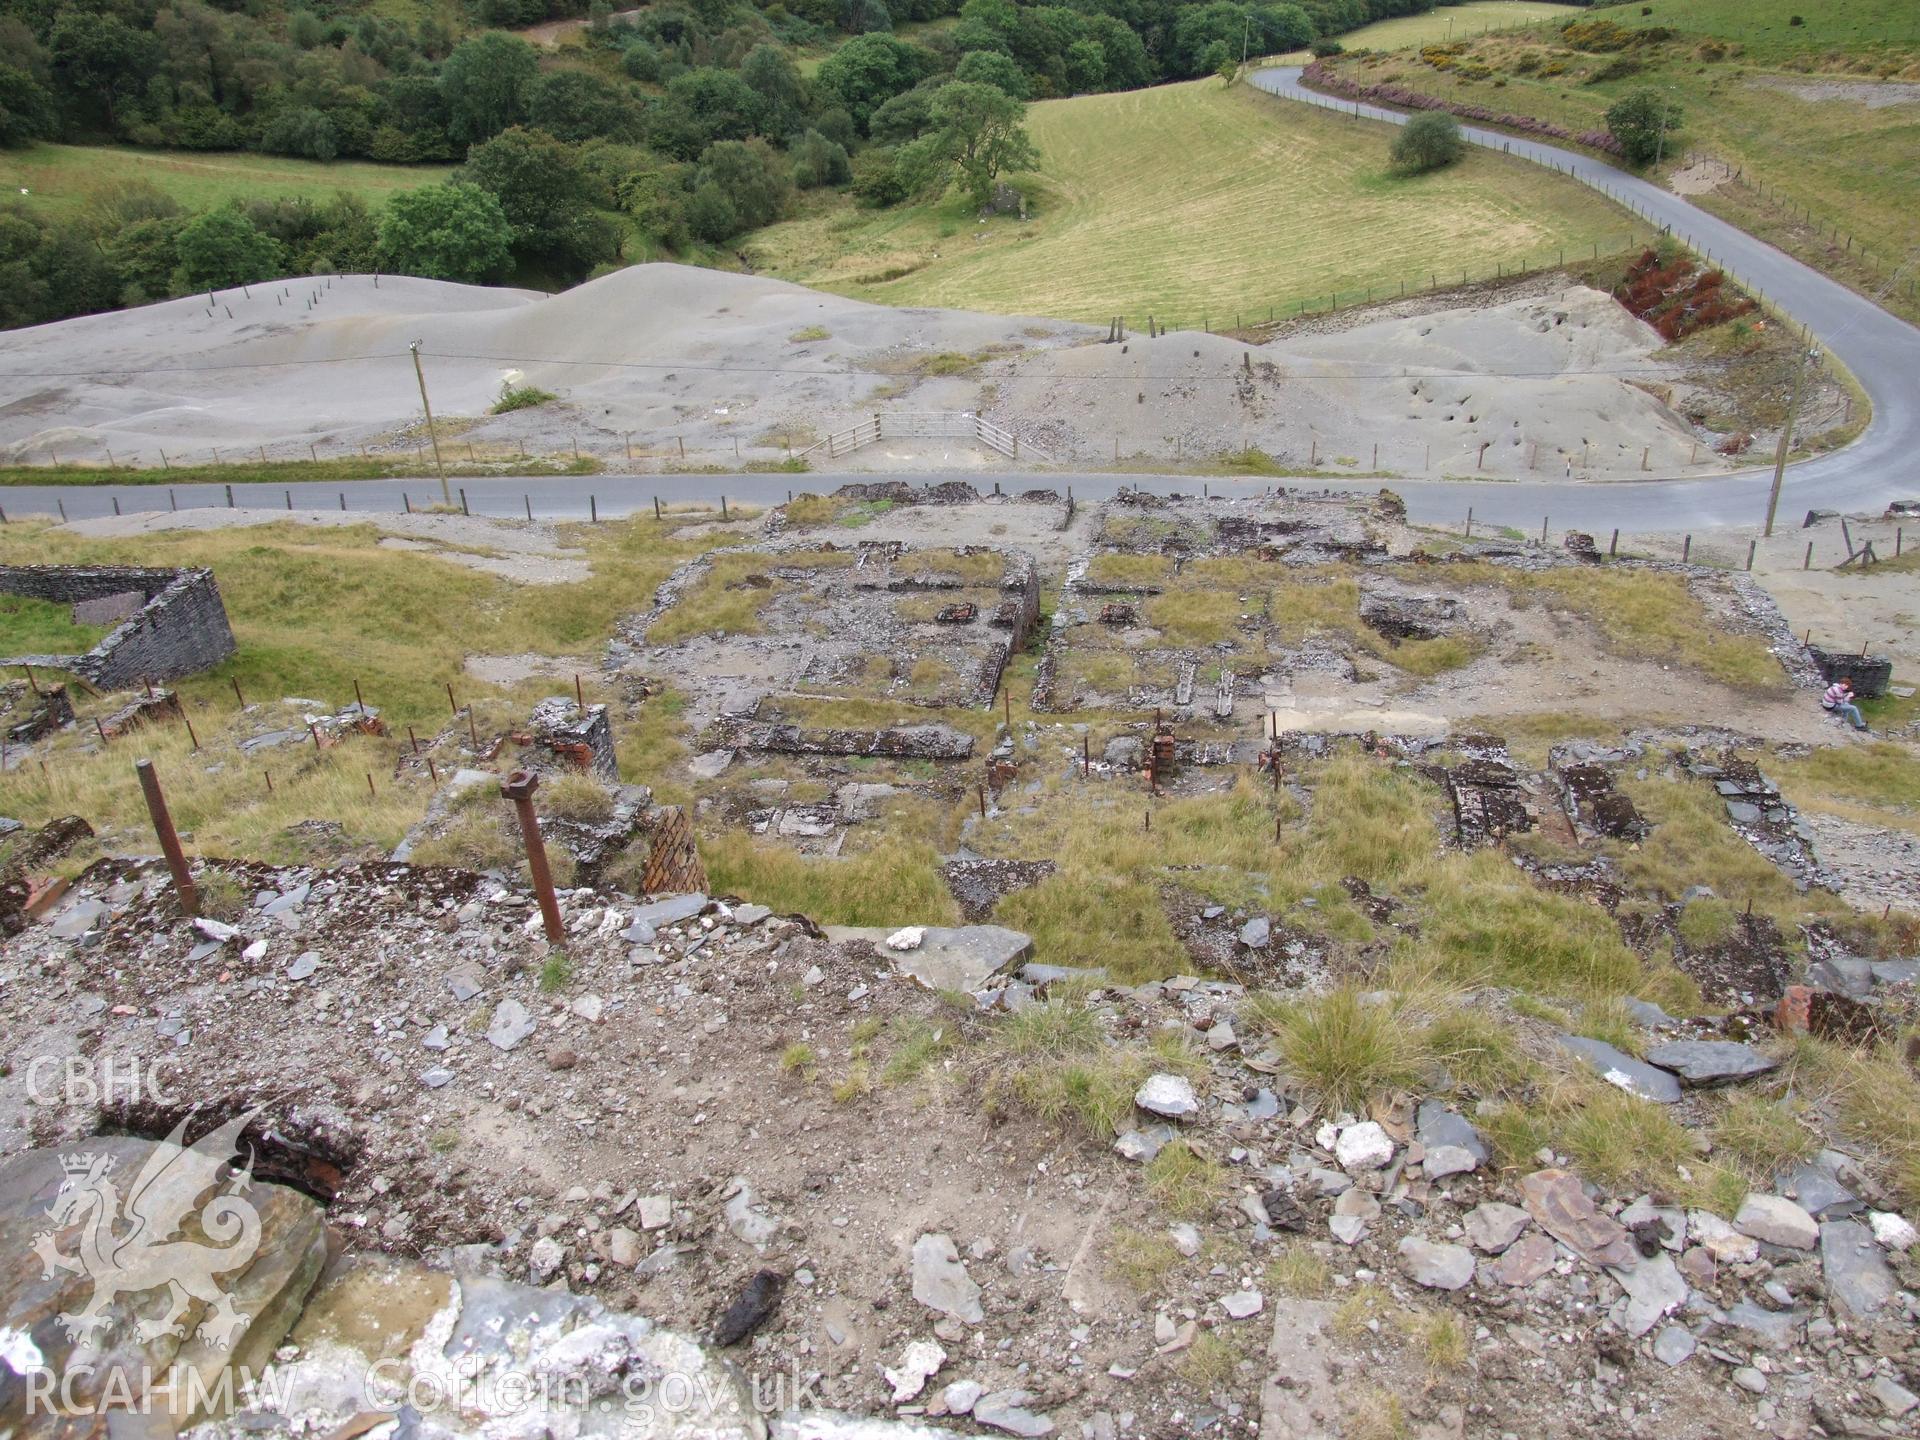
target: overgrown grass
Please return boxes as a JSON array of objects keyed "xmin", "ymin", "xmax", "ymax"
[
  {"xmin": 1107, "ymin": 1227, "xmax": 1184, "ymax": 1293},
  {"xmin": 1484, "ymin": 1079, "xmax": 1700, "ymax": 1196},
  {"xmin": 1613, "ymin": 766, "xmax": 1860, "ymax": 939},
  {"xmin": 0, "ymin": 516, "xmax": 738, "ymax": 729},
  {"xmin": 1178, "ymin": 1330, "xmax": 1244, "ymax": 1389},
  {"xmin": 1432, "ymin": 563, "xmax": 1785, "ymax": 691},
  {"xmin": 1245, "ymin": 986, "xmax": 1435, "ymax": 1112},
  {"xmin": 646, "ymin": 548, "xmax": 853, "ymax": 645},
  {"xmin": 893, "ymin": 548, "xmax": 1006, "ymax": 583},
  {"xmin": 1127, "ymin": 564, "xmax": 1482, "ymax": 679},
  {"xmin": 977, "ymin": 1001, "xmax": 1208, "ymax": 1139},
  {"xmin": 0, "ymin": 595, "xmax": 108, "ymax": 654},
  {"xmin": 1775, "ymin": 1031, "xmax": 1920, "ymax": 1206},
  {"xmin": 1713, "ymin": 1091, "xmax": 1817, "ymax": 1181},
  {"xmin": 1144, "ymin": 1140, "xmax": 1228, "ymax": 1219},
  {"xmin": 0, "ymin": 515, "xmax": 734, "ymax": 858},
  {"xmin": 700, "ymin": 832, "xmax": 958, "ymax": 928},
  {"xmin": 1265, "ymin": 1246, "xmax": 1332, "ymax": 1298},
  {"xmin": 1775, "ymin": 741, "xmax": 1920, "ymax": 822}
]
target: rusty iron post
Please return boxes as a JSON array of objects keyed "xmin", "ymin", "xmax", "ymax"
[
  {"xmin": 467, "ymin": 708, "xmax": 479, "ymax": 751},
  {"xmin": 354, "ymin": 678, "xmax": 365, "ymax": 712},
  {"xmin": 183, "ymin": 712, "xmax": 199, "ymax": 751},
  {"xmin": 136, "ymin": 759, "xmax": 198, "ymax": 916},
  {"xmin": 265, "ymin": 770, "xmax": 273, "ymax": 794},
  {"xmin": 23, "ymin": 663, "xmax": 40, "ymax": 695},
  {"xmin": 447, "ymin": 682, "xmax": 458, "ymax": 716},
  {"xmin": 408, "ymin": 725, "xmax": 420, "ymax": 754},
  {"xmin": 502, "ymin": 769, "xmax": 565, "ymax": 944},
  {"xmin": 1082, "ymin": 735, "xmax": 1089, "ymax": 777},
  {"xmin": 94, "ymin": 717, "xmax": 108, "ymax": 746},
  {"xmin": 308, "ymin": 723, "xmax": 322, "ymax": 751},
  {"xmin": 366, "ymin": 772, "xmax": 376, "ymax": 799},
  {"xmin": 231, "ymin": 676, "xmax": 245, "ymax": 708},
  {"xmin": 574, "ymin": 673, "xmax": 584, "ymax": 710},
  {"xmin": 426, "ymin": 756, "xmax": 439, "ymax": 783}
]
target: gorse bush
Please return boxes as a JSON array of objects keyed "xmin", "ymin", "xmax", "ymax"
[{"xmin": 492, "ymin": 383, "xmax": 558, "ymax": 414}]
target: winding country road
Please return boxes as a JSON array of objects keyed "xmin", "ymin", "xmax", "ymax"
[
  {"xmin": 5, "ymin": 67, "xmax": 1914, "ymax": 532},
  {"xmin": 1245, "ymin": 65, "xmax": 1920, "ymax": 525}
]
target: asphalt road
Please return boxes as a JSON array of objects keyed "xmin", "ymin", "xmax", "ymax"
[
  {"xmin": 1, "ymin": 468, "xmax": 1883, "ymax": 534},
  {"xmin": 6, "ymin": 68, "xmax": 1915, "ymax": 534},
  {"xmin": 1246, "ymin": 65, "xmax": 1920, "ymax": 524}
]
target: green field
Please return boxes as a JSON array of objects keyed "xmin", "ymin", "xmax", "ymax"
[
  {"xmin": 1601, "ymin": 0, "xmax": 1920, "ymax": 59},
  {"xmin": 748, "ymin": 78, "xmax": 1634, "ymax": 324},
  {"xmin": 1264, "ymin": 0, "xmax": 1582, "ymax": 60},
  {"xmin": 0, "ymin": 145, "xmax": 453, "ymax": 217},
  {"xmin": 1317, "ymin": 0, "xmax": 1920, "ymax": 321}
]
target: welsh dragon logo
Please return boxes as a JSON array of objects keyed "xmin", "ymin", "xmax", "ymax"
[{"xmin": 30, "ymin": 1110, "xmax": 265, "ymax": 1349}]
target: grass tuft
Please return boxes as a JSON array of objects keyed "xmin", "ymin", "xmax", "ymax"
[{"xmin": 1144, "ymin": 1141, "xmax": 1228, "ymax": 1219}]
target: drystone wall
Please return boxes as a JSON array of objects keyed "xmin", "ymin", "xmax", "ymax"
[{"xmin": 0, "ymin": 565, "xmax": 237, "ymax": 688}]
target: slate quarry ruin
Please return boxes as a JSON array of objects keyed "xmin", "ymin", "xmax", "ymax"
[{"xmin": 0, "ymin": 564, "xmax": 236, "ymax": 688}]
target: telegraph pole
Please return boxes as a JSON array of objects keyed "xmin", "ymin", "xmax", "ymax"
[
  {"xmin": 1762, "ymin": 342, "xmax": 1817, "ymax": 537},
  {"xmin": 409, "ymin": 340, "xmax": 450, "ymax": 507}
]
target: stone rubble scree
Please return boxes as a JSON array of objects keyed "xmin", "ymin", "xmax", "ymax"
[{"xmin": 1, "ymin": 851, "xmax": 1916, "ymax": 1440}]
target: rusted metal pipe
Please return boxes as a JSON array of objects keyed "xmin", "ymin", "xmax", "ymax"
[
  {"xmin": 502, "ymin": 769, "xmax": 565, "ymax": 944},
  {"xmin": 136, "ymin": 759, "xmax": 198, "ymax": 916}
]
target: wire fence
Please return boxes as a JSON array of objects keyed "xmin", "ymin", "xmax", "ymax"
[{"xmin": 1673, "ymin": 150, "xmax": 1919, "ymax": 306}]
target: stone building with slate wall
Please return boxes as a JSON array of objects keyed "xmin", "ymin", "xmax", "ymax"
[{"xmin": 0, "ymin": 565, "xmax": 237, "ymax": 688}]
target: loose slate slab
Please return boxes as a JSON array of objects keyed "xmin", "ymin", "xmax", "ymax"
[
  {"xmin": 1776, "ymin": 1153, "xmax": 1859, "ymax": 1218},
  {"xmin": 1644, "ymin": 1040, "xmax": 1776, "ymax": 1087},
  {"xmin": 825, "ymin": 923, "xmax": 1034, "ymax": 993},
  {"xmin": 1416, "ymin": 1101, "xmax": 1489, "ymax": 1164},
  {"xmin": 1734, "ymin": 1194, "xmax": 1818, "ymax": 1250},
  {"xmin": 1554, "ymin": 1034, "xmax": 1682, "ymax": 1104},
  {"xmin": 1492, "ymin": 1232, "xmax": 1557, "ymax": 1287},
  {"xmin": 911, "ymin": 1232, "xmax": 984, "ymax": 1324},
  {"xmin": 486, "ymin": 998, "xmax": 536, "ymax": 1052},
  {"xmin": 1606, "ymin": 1251, "xmax": 1689, "ymax": 1337},
  {"xmin": 1465, "ymin": 1202, "xmax": 1532, "ymax": 1254},
  {"xmin": 1521, "ymin": 1168, "xmax": 1637, "ymax": 1268},
  {"xmin": 1398, "ymin": 1237, "xmax": 1475, "ymax": 1291},
  {"xmin": 1819, "ymin": 1220, "xmax": 1896, "ymax": 1319}
]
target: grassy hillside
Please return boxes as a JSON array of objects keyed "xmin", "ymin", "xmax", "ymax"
[
  {"xmin": 747, "ymin": 78, "xmax": 1634, "ymax": 325},
  {"xmin": 1267, "ymin": 0, "xmax": 1582, "ymax": 58},
  {"xmin": 1314, "ymin": 0, "xmax": 1920, "ymax": 322},
  {"xmin": 1603, "ymin": 0, "xmax": 1920, "ymax": 58},
  {"xmin": 0, "ymin": 145, "xmax": 454, "ymax": 218}
]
